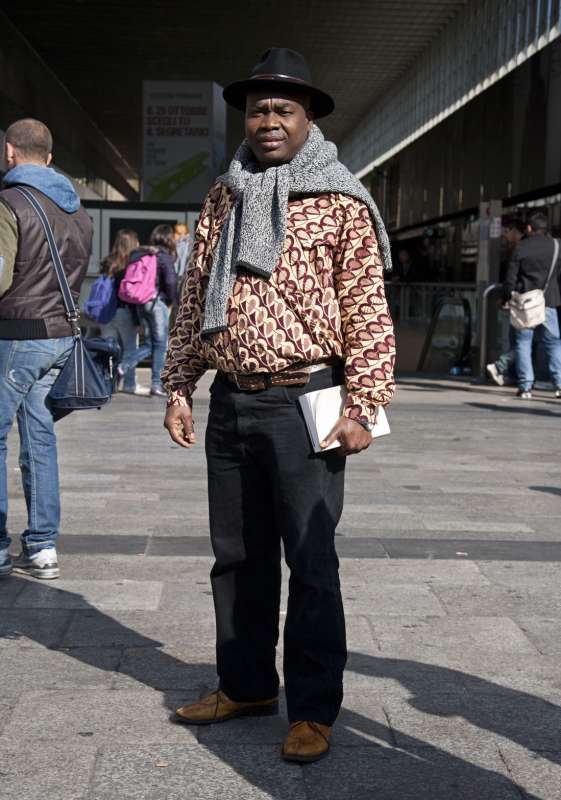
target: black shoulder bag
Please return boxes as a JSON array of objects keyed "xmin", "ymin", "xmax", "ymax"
[{"xmin": 15, "ymin": 186, "xmax": 113, "ymax": 420}]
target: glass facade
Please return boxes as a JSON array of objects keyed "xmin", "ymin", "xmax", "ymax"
[
  {"xmin": 366, "ymin": 38, "xmax": 561, "ymax": 238},
  {"xmin": 358, "ymin": 35, "xmax": 561, "ymax": 300}
]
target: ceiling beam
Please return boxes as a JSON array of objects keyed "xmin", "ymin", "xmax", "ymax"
[{"xmin": 0, "ymin": 10, "xmax": 138, "ymax": 199}]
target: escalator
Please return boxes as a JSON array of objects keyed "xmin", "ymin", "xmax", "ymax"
[{"xmin": 386, "ymin": 282, "xmax": 476, "ymax": 374}]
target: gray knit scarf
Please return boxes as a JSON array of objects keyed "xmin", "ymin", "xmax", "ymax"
[{"xmin": 202, "ymin": 124, "xmax": 392, "ymax": 337}]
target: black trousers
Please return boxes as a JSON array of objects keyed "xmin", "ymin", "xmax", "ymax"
[{"xmin": 205, "ymin": 365, "xmax": 347, "ymax": 726}]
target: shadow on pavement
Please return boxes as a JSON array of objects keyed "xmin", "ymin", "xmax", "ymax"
[
  {"xmin": 466, "ymin": 401, "xmax": 561, "ymax": 417},
  {"xmin": 529, "ymin": 485, "xmax": 561, "ymax": 497},
  {"xmin": 396, "ymin": 379, "xmax": 462, "ymax": 393},
  {"xmin": 348, "ymin": 651, "xmax": 561, "ymax": 759},
  {"xmin": 1, "ymin": 576, "xmax": 551, "ymax": 799}
]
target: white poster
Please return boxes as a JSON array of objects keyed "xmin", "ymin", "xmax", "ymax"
[{"xmin": 142, "ymin": 81, "xmax": 226, "ymax": 203}]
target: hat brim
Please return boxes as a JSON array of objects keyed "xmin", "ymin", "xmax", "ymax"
[{"xmin": 222, "ymin": 77, "xmax": 335, "ymax": 119}]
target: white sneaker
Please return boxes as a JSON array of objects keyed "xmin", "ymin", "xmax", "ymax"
[
  {"xmin": 555, "ymin": 388, "xmax": 561, "ymax": 399},
  {"xmin": 517, "ymin": 389, "xmax": 532, "ymax": 400},
  {"xmin": 0, "ymin": 547, "xmax": 12, "ymax": 578},
  {"xmin": 486, "ymin": 363, "xmax": 504, "ymax": 386},
  {"xmin": 13, "ymin": 547, "xmax": 59, "ymax": 580}
]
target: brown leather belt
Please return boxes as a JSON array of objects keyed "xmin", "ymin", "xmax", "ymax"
[
  {"xmin": 222, "ymin": 359, "xmax": 340, "ymax": 392},
  {"xmin": 224, "ymin": 368, "xmax": 311, "ymax": 391}
]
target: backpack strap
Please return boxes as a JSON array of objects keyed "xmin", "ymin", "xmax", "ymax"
[
  {"xmin": 543, "ymin": 238, "xmax": 560, "ymax": 294},
  {"xmin": 14, "ymin": 186, "xmax": 81, "ymax": 337}
]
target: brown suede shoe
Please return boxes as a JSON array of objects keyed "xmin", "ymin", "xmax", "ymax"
[
  {"xmin": 173, "ymin": 690, "xmax": 279, "ymax": 725},
  {"xmin": 282, "ymin": 721, "xmax": 331, "ymax": 763}
]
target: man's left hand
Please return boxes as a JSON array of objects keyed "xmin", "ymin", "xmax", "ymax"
[{"xmin": 320, "ymin": 416, "xmax": 372, "ymax": 456}]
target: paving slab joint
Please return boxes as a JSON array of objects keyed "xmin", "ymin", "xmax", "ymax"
[
  {"xmin": 497, "ymin": 744, "xmax": 530, "ymax": 800},
  {"xmin": 83, "ymin": 745, "xmax": 104, "ymax": 800},
  {"xmin": 363, "ymin": 615, "xmax": 383, "ymax": 652},
  {"xmin": 381, "ymin": 707, "xmax": 398, "ymax": 748}
]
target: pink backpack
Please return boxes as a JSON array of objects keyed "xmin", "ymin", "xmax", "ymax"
[{"xmin": 118, "ymin": 253, "xmax": 158, "ymax": 305}]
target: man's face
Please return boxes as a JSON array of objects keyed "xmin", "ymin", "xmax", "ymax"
[
  {"xmin": 174, "ymin": 224, "xmax": 188, "ymax": 242},
  {"xmin": 245, "ymin": 91, "xmax": 313, "ymax": 168}
]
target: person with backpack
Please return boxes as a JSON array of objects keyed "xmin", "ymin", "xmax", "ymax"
[
  {"xmin": 117, "ymin": 224, "xmax": 177, "ymax": 396},
  {"xmin": 85, "ymin": 228, "xmax": 141, "ymax": 393},
  {"xmin": 0, "ymin": 119, "xmax": 92, "ymax": 580}
]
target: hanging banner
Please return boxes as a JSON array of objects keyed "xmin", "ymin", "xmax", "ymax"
[{"xmin": 142, "ymin": 81, "xmax": 226, "ymax": 203}]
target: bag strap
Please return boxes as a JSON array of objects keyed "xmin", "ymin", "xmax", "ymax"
[
  {"xmin": 543, "ymin": 238, "xmax": 560, "ymax": 294},
  {"xmin": 14, "ymin": 186, "xmax": 81, "ymax": 337}
]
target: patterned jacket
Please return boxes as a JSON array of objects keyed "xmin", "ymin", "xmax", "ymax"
[{"xmin": 162, "ymin": 181, "xmax": 395, "ymax": 424}]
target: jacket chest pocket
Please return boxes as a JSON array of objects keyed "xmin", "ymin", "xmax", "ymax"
[
  {"xmin": 294, "ymin": 229, "xmax": 336, "ymax": 251},
  {"xmin": 285, "ymin": 230, "xmax": 336, "ymax": 283}
]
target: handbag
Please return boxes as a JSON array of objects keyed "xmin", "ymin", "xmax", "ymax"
[
  {"xmin": 14, "ymin": 187, "xmax": 113, "ymax": 420},
  {"xmin": 509, "ymin": 238, "xmax": 560, "ymax": 330}
]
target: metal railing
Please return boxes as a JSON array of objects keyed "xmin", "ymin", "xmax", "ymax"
[
  {"xmin": 417, "ymin": 296, "xmax": 473, "ymax": 372},
  {"xmin": 385, "ymin": 281, "xmax": 477, "ymax": 373},
  {"xmin": 478, "ymin": 283, "xmax": 502, "ymax": 377}
]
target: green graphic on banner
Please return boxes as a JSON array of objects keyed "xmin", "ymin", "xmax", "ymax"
[
  {"xmin": 146, "ymin": 153, "xmax": 208, "ymax": 202},
  {"xmin": 142, "ymin": 81, "xmax": 225, "ymax": 204}
]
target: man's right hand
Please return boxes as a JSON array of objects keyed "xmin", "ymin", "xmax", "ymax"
[{"xmin": 164, "ymin": 404, "xmax": 196, "ymax": 448}]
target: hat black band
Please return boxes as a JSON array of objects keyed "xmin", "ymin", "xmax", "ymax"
[
  {"xmin": 222, "ymin": 47, "xmax": 335, "ymax": 118},
  {"xmin": 251, "ymin": 73, "xmax": 308, "ymax": 84}
]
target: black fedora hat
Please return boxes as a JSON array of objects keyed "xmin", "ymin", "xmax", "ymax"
[{"xmin": 223, "ymin": 47, "xmax": 335, "ymax": 118}]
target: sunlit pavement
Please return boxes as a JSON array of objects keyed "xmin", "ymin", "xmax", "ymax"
[{"xmin": 2, "ymin": 373, "xmax": 561, "ymax": 799}]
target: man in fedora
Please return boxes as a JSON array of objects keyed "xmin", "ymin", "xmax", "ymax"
[{"xmin": 162, "ymin": 48, "xmax": 395, "ymax": 763}]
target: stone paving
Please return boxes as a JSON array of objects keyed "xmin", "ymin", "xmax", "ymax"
[{"xmin": 1, "ymin": 373, "xmax": 561, "ymax": 799}]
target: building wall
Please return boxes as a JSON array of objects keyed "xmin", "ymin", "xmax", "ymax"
[
  {"xmin": 0, "ymin": 9, "xmax": 137, "ymax": 200},
  {"xmin": 341, "ymin": 0, "xmax": 561, "ymax": 183},
  {"xmin": 364, "ymin": 38, "xmax": 561, "ymax": 233}
]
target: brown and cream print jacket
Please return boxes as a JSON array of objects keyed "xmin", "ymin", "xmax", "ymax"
[{"xmin": 162, "ymin": 181, "xmax": 395, "ymax": 424}]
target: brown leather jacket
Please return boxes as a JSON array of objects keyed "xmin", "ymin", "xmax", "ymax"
[{"xmin": 0, "ymin": 187, "xmax": 92, "ymax": 339}]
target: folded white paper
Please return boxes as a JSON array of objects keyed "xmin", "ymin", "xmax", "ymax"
[{"xmin": 298, "ymin": 384, "xmax": 390, "ymax": 453}]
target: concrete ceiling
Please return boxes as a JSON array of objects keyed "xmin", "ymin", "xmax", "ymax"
[{"xmin": 5, "ymin": 0, "xmax": 466, "ymax": 174}]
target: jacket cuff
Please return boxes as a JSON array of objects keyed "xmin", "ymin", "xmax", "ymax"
[
  {"xmin": 343, "ymin": 394, "xmax": 379, "ymax": 426},
  {"xmin": 166, "ymin": 386, "xmax": 193, "ymax": 409}
]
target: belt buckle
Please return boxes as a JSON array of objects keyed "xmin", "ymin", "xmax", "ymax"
[{"xmin": 233, "ymin": 372, "xmax": 265, "ymax": 391}]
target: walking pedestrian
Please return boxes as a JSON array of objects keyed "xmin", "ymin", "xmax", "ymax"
[
  {"xmin": 503, "ymin": 212, "xmax": 561, "ymax": 399},
  {"xmin": 97, "ymin": 228, "xmax": 141, "ymax": 394},
  {"xmin": 162, "ymin": 48, "xmax": 395, "ymax": 763},
  {"xmin": 118, "ymin": 225, "xmax": 177, "ymax": 396},
  {"xmin": 486, "ymin": 217, "xmax": 525, "ymax": 386},
  {"xmin": 173, "ymin": 222, "xmax": 192, "ymax": 282},
  {"xmin": 0, "ymin": 119, "xmax": 92, "ymax": 580},
  {"xmin": 170, "ymin": 223, "xmax": 192, "ymax": 327}
]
